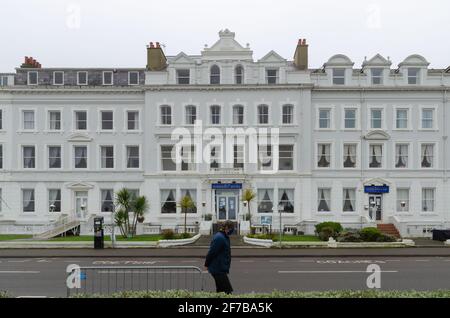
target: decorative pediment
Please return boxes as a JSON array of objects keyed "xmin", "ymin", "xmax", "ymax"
[
  {"xmin": 258, "ymin": 50, "xmax": 286, "ymax": 63},
  {"xmin": 363, "ymin": 177, "xmax": 391, "ymax": 186},
  {"xmin": 399, "ymin": 54, "xmax": 430, "ymax": 67},
  {"xmin": 201, "ymin": 29, "xmax": 253, "ymax": 61},
  {"xmin": 364, "ymin": 130, "xmax": 390, "ymax": 140},
  {"xmin": 362, "ymin": 54, "xmax": 392, "ymax": 67},
  {"xmin": 66, "ymin": 182, "xmax": 94, "ymax": 190},
  {"xmin": 67, "ymin": 133, "xmax": 93, "ymax": 142},
  {"xmin": 170, "ymin": 52, "xmax": 196, "ymax": 64}
]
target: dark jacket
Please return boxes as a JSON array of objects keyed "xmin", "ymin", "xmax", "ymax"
[{"xmin": 204, "ymin": 231, "xmax": 231, "ymax": 274}]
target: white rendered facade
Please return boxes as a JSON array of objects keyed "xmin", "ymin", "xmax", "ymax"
[{"xmin": 0, "ymin": 30, "xmax": 449, "ymax": 236}]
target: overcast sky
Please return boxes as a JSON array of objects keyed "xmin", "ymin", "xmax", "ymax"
[{"xmin": 1, "ymin": 0, "xmax": 449, "ymax": 71}]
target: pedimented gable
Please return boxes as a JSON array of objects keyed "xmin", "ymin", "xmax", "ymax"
[
  {"xmin": 201, "ymin": 29, "xmax": 253, "ymax": 61},
  {"xmin": 258, "ymin": 50, "xmax": 286, "ymax": 63},
  {"xmin": 66, "ymin": 182, "xmax": 94, "ymax": 190},
  {"xmin": 363, "ymin": 177, "xmax": 391, "ymax": 186},
  {"xmin": 170, "ymin": 52, "xmax": 196, "ymax": 64},
  {"xmin": 67, "ymin": 133, "xmax": 93, "ymax": 142},
  {"xmin": 363, "ymin": 54, "xmax": 392, "ymax": 67},
  {"xmin": 364, "ymin": 130, "xmax": 390, "ymax": 140}
]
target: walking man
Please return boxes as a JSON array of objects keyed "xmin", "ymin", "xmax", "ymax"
[{"xmin": 204, "ymin": 220, "xmax": 234, "ymax": 294}]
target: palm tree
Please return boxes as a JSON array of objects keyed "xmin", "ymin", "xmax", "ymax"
[
  {"xmin": 114, "ymin": 188, "xmax": 149, "ymax": 238},
  {"xmin": 179, "ymin": 195, "xmax": 195, "ymax": 235},
  {"xmin": 242, "ymin": 188, "xmax": 256, "ymax": 228},
  {"xmin": 131, "ymin": 195, "xmax": 149, "ymax": 236}
]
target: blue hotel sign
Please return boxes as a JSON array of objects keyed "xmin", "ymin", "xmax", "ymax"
[
  {"xmin": 364, "ymin": 185, "xmax": 390, "ymax": 194},
  {"xmin": 212, "ymin": 183, "xmax": 243, "ymax": 190}
]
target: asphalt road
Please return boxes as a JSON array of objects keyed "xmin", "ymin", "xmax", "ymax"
[{"xmin": 1, "ymin": 256, "xmax": 450, "ymax": 297}]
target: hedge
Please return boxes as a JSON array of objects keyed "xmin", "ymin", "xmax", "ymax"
[{"xmin": 69, "ymin": 290, "xmax": 450, "ymax": 298}]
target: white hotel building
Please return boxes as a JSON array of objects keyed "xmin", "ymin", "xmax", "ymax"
[{"xmin": 0, "ymin": 29, "xmax": 449, "ymax": 237}]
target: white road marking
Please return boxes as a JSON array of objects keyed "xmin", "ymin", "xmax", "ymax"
[
  {"xmin": 415, "ymin": 259, "xmax": 430, "ymax": 262},
  {"xmin": 63, "ymin": 260, "xmax": 82, "ymax": 263},
  {"xmin": 239, "ymin": 260, "xmax": 254, "ymax": 263},
  {"xmin": 7, "ymin": 260, "xmax": 30, "ymax": 263},
  {"xmin": 278, "ymin": 270, "xmax": 398, "ymax": 274},
  {"xmin": 37, "ymin": 260, "xmax": 51, "ymax": 263},
  {"xmin": 181, "ymin": 260, "xmax": 198, "ymax": 263},
  {"xmin": 269, "ymin": 260, "xmax": 285, "ymax": 263},
  {"xmin": 0, "ymin": 271, "xmax": 40, "ymax": 274},
  {"xmin": 297, "ymin": 260, "xmax": 315, "ymax": 263}
]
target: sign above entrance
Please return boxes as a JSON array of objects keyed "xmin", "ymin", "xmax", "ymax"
[
  {"xmin": 212, "ymin": 183, "xmax": 242, "ymax": 190},
  {"xmin": 364, "ymin": 185, "xmax": 389, "ymax": 194}
]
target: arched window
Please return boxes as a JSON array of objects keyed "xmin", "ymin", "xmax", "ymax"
[
  {"xmin": 210, "ymin": 65, "xmax": 220, "ymax": 84},
  {"xmin": 235, "ymin": 65, "xmax": 244, "ymax": 84}
]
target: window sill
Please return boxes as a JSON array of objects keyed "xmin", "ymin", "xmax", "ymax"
[
  {"xmin": 16, "ymin": 130, "xmax": 38, "ymax": 134},
  {"xmin": 419, "ymin": 212, "xmax": 439, "ymax": 216},
  {"xmin": 316, "ymin": 212, "xmax": 334, "ymax": 216},
  {"xmin": 123, "ymin": 130, "xmax": 143, "ymax": 134},
  {"xmin": 43, "ymin": 130, "xmax": 64, "ymax": 134},
  {"xmin": 395, "ymin": 212, "xmax": 413, "ymax": 216}
]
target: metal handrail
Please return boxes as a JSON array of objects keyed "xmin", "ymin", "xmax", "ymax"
[{"xmin": 66, "ymin": 265, "xmax": 204, "ymax": 297}]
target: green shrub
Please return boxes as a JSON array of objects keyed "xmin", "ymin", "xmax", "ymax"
[
  {"xmin": 359, "ymin": 227, "xmax": 382, "ymax": 242},
  {"xmin": 376, "ymin": 233, "xmax": 396, "ymax": 242},
  {"xmin": 337, "ymin": 231, "xmax": 363, "ymax": 242},
  {"xmin": 161, "ymin": 229, "xmax": 175, "ymax": 240},
  {"xmin": 315, "ymin": 222, "xmax": 343, "ymax": 235},
  {"xmin": 318, "ymin": 226, "xmax": 335, "ymax": 241},
  {"xmin": 178, "ymin": 232, "xmax": 192, "ymax": 239},
  {"xmin": 247, "ymin": 233, "xmax": 276, "ymax": 240}
]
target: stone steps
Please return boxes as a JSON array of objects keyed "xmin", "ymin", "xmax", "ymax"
[{"xmin": 377, "ymin": 223, "xmax": 401, "ymax": 238}]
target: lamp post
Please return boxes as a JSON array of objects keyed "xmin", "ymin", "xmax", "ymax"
[
  {"xmin": 275, "ymin": 203, "xmax": 284, "ymax": 247},
  {"xmin": 111, "ymin": 204, "xmax": 116, "ymax": 248},
  {"xmin": 202, "ymin": 201, "xmax": 206, "ymax": 221}
]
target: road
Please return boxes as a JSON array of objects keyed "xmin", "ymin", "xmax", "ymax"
[{"xmin": 1, "ymin": 256, "xmax": 449, "ymax": 297}]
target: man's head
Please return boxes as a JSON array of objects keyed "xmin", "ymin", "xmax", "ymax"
[{"xmin": 220, "ymin": 220, "xmax": 235, "ymax": 235}]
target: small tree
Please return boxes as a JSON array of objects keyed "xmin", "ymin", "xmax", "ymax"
[
  {"xmin": 242, "ymin": 188, "xmax": 256, "ymax": 228},
  {"xmin": 114, "ymin": 188, "xmax": 149, "ymax": 238},
  {"xmin": 179, "ymin": 195, "xmax": 195, "ymax": 235}
]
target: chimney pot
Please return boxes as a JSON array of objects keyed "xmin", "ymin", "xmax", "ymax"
[
  {"xmin": 150, "ymin": 42, "xmax": 155, "ymax": 48},
  {"xmin": 156, "ymin": 42, "xmax": 160, "ymax": 48}
]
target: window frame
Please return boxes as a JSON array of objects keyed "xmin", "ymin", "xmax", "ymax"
[
  {"xmin": 53, "ymin": 71, "xmax": 65, "ymax": 86},
  {"xmin": 342, "ymin": 142, "xmax": 359, "ymax": 169},
  {"xmin": 316, "ymin": 142, "xmax": 333, "ymax": 169},
  {"xmin": 73, "ymin": 110, "xmax": 88, "ymax": 131},
  {"xmin": 371, "ymin": 68, "xmax": 383, "ymax": 85},
  {"xmin": 159, "ymin": 105, "xmax": 173, "ymax": 126},
  {"xmin": 419, "ymin": 142, "xmax": 437, "ymax": 169},
  {"xmin": 420, "ymin": 106, "xmax": 437, "ymax": 130},
  {"xmin": 421, "ymin": 188, "xmax": 435, "ymax": 213},
  {"xmin": 317, "ymin": 188, "xmax": 332, "ymax": 212},
  {"xmin": 316, "ymin": 107, "xmax": 333, "ymax": 130},
  {"xmin": 125, "ymin": 110, "xmax": 140, "ymax": 131},
  {"xmin": 235, "ymin": 65, "xmax": 244, "ymax": 84},
  {"xmin": 407, "ymin": 68, "xmax": 420, "ymax": 85},
  {"xmin": 102, "ymin": 71, "xmax": 114, "ymax": 86},
  {"xmin": 100, "ymin": 189, "xmax": 115, "ymax": 213},
  {"xmin": 210, "ymin": 65, "xmax": 221, "ymax": 85},
  {"xmin": 184, "ymin": 105, "xmax": 197, "ymax": 126},
  {"xmin": 232, "ymin": 104, "xmax": 245, "ymax": 126},
  {"xmin": 332, "ymin": 68, "xmax": 345, "ymax": 85},
  {"xmin": 125, "ymin": 145, "xmax": 140, "ymax": 169},
  {"xmin": 396, "ymin": 188, "xmax": 410, "ymax": 213},
  {"xmin": 99, "ymin": 145, "xmax": 115, "ymax": 170},
  {"xmin": 48, "ymin": 188, "xmax": 62, "ymax": 213},
  {"xmin": 27, "ymin": 71, "xmax": 38, "ymax": 86},
  {"xmin": 99, "ymin": 110, "xmax": 114, "ymax": 131},
  {"xmin": 22, "ymin": 109, "xmax": 36, "ymax": 131},
  {"xmin": 257, "ymin": 104, "xmax": 270, "ymax": 125},
  {"xmin": 22, "ymin": 188, "xmax": 36, "ymax": 213},
  {"xmin": 209, "ymin": 105, "xmax": 222, "ymax": 125},
  {"xmin": 281, "ymin": 104, "xmax": 295, "ymax": 125},
  {"xmin": 265, "ymin": 69, "xmax": 279, "ymax": 85},
  {"xmin": 393, "ymin": 142, "xmax": 411, "ymax": 169},
  {"xmin": 176, "ymin": 69, "xmax": 190, "ymax": 85},
  {"xmin": 22, "ymin": 145, "xmax": 36, "ymax": 169},
  {"xmin": 47, "ymin": 145, "xmax": 63, "ymax": 170},
  {"xmin": 73, "ymin": 145, "xmax": 89, "ymax": 170},
  {"xmin": 394, "ymin": 107, "xmax": 411, "ymax": 130},
  {"xmin": 128, "ymin": 71, "xmax": 139, "ymax": 86},
  {"xmin": 77, "ymin": 71, "xmax": 88, "ymax": 86},
  {"xmin": 368, "ymin": 143, "xmax": 385, "ymax": 169},
  {"xmin": 47, "ymin": 109, "xmax": 62, "ymax": 131},
  {"xmin": 342, "ymin": 107, "xmax": 359, "ymax": 130}
]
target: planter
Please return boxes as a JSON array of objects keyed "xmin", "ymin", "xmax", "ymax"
[{"xmin": 158, "ymin": 233, "xmax": 201, "ymax": 248}]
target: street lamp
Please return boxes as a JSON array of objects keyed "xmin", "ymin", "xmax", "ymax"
[
  {"xmin": 202, "ymin": 201, "xmax": 206, "ymax": 221},
  {"xmin": 274, "ymin": 203, "xmax": 284, "ymax": 247},
  {"xmin": 111, "ymin": 204, "xmax": 116, "ymax": 248}
]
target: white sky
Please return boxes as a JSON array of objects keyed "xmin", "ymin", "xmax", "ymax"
[{"xmin": 1, "ymin": 0, "xmax": 449, "ymax": 71}]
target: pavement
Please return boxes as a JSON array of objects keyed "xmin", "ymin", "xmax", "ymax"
[{"xmin": 1, "ymin": 255, "xmax": 449, "ymax": 297}]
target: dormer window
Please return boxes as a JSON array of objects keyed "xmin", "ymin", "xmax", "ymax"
[
  {"xmin": 408, "ymin": 68, "xmax": 420, "ymax": 84},
  {"xmin": 53, "ymin": 71, "xmax": 64, "ymax": 85},
  {"xmin": 28, "ymin": 71, "xmax": 38, "ymax": 85},
  {"xmin": 235, "ymin": 65, "xmax": 244, "ymax": 84},
  {"xmin": 332, "ymin": 69, "xmax": 345, "ymax": 85},
  {"xmin": 266, "ymin": 69, "xmax": 278, "ymax": 84},
  {"xmin": 103, "ymin": 71, "xmax": 113, "ymax": 85},
  {"xmin": 128, "ymin": 72, "xmax": 139, "ymax": 85},
  {"xmin": 77, "ymin": 71, "xmax": 88, "ymax": 85},
  {"xmin": 177, "ymin": 69, "xmax": 190, "ymax": 84},
  {"xmin": 371, "ymin": 68, "xmax": 383, "ymax": 85},
  {"xmin": 210, "ymin": 65, "xmax": 220, "ymax": 84}
]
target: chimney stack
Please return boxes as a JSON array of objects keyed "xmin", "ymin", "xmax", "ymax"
[
  {"xmin": 146, "ymin": 41, "xmax": 167, "ymax": 71},
  {"xmin": 21, "ymin": 56, "xmax": 42, "ymax": 68},
  {"xmin": 294, "ymin": 38, "xmax": 308, "ymax": 70}
]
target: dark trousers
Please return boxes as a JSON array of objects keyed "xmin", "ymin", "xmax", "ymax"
[{"xmin": 211, "ymin": 273, "xmax": 233, "ymax": 294}]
